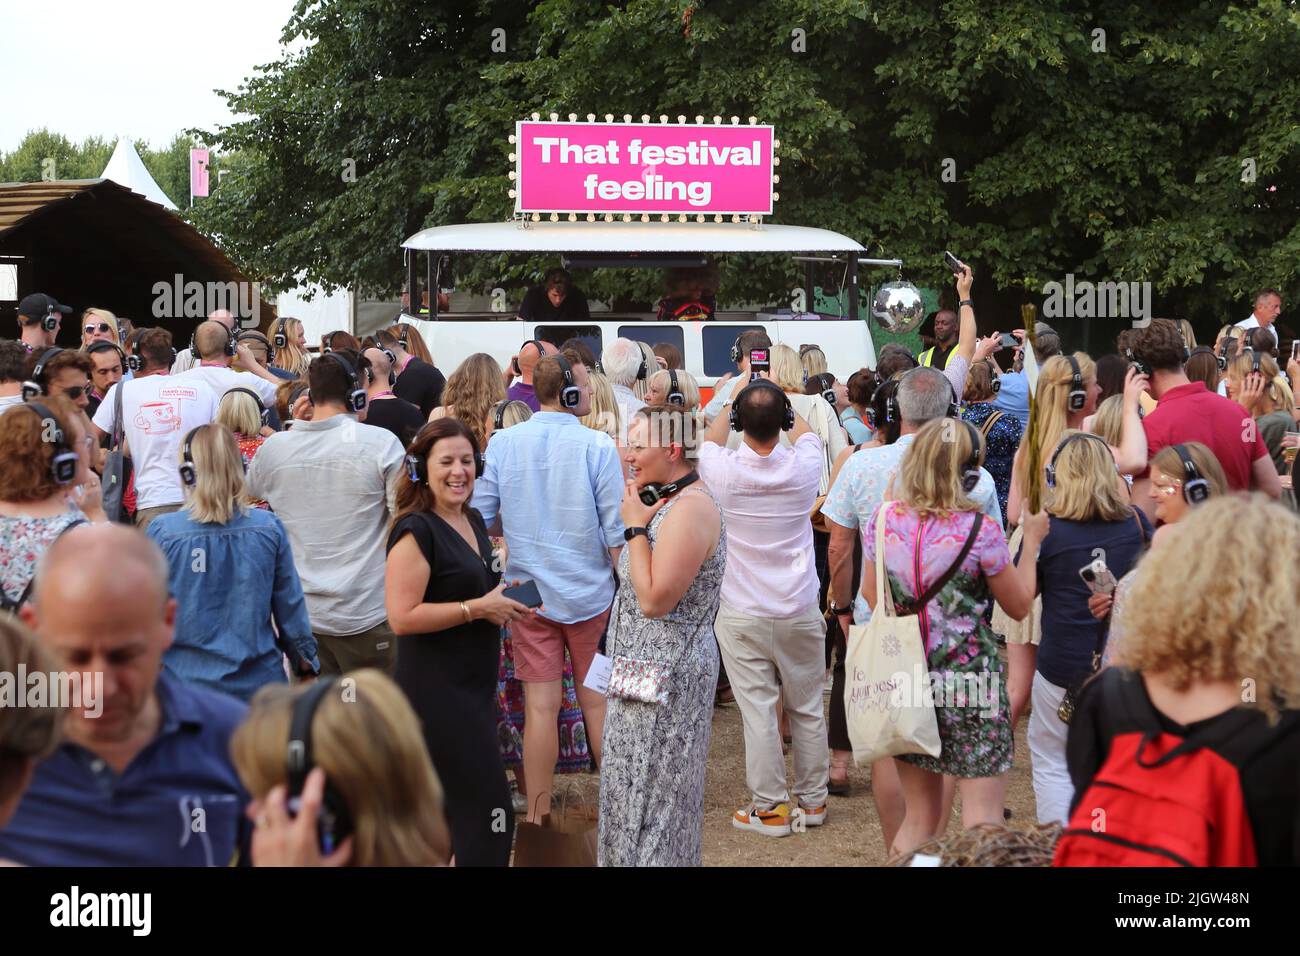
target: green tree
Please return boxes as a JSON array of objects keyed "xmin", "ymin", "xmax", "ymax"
[{"xmin": 126, "ymin": 2, "xmax": 1300, "ymax": 333}]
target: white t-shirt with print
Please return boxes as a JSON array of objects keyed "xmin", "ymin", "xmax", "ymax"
[
  {"xmin": 92, "ymin": 374, "xmax": 219, "ymax": 509},
  {"xmin": 174, "ymin": 364, "xmax": 280, "ymax": 408}
]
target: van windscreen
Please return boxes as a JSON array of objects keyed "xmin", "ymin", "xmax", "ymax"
[{"xmin": 536, "ymin": 325, "xmax": 603, "ymax": 360}]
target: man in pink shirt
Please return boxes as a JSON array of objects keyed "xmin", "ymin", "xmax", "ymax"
[{"xmin": 699, "ymin": 378, "xmax": 828, "ymax": 838}]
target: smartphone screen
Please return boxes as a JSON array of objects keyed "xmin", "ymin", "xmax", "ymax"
[
  {"xmin": 1079, "ymin": 560, "xmax": 1117, "ymax": 595},
  {"xmin": 749, "ymin": 348, "xmax": 771, "ymax": 377},
  {"xmin": 998, "ymin": 332, "xmax": 1018, "ymax": 349}
]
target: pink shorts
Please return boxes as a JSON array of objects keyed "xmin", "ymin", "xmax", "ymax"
[{"xmin": 510, "ymin": 608, "xmax": 611, "ymax": 684}]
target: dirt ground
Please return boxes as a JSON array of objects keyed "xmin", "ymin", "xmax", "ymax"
[{"xmin": 559, "ymin": 685, "xmax": 1037, "ymax": 867}]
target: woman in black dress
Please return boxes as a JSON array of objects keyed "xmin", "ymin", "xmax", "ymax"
[{"xmin": 385, "ymin": 418, "xmax": 534, "ymax": 866}]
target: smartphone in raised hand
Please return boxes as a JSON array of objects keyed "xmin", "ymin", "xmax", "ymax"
[{"xmin": 943, "ymin": 251, "xmax": 965, "ymax": 274}]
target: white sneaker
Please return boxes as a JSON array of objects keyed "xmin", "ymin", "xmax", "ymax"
[{"xmin": 732, "ymin": 803, "xmax": 793, "ymax": 837}]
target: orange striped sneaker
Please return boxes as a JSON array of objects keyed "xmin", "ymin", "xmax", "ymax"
[
  {"xmin": 732, "ymin": 803, "xmax": 793, "ymax": 837},
  {"xmin": 794, "ymin": 803, "xmax": 827, "ymax": 828}
]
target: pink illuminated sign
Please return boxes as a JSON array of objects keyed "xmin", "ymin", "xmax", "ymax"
[{"xmin": 515, "ymin": 121, "xmax": 775, "ymax": 216}]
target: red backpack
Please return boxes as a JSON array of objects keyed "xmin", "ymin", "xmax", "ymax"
[{"xmin": 1053, "ymin": 671, "xmax": 1260, "ymax": 867}]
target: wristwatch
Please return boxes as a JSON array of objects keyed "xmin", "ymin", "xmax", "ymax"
[
  {"xmin": 959, "ymin": 298, "xmax": 974, "ymax": 308},
  {"xmin": 624, "ymin": 527, "xmax": 649, "ymax": 542},
  {"xmin": 828, "ymin": 600, "xmax": 849, "ymax": 616}
]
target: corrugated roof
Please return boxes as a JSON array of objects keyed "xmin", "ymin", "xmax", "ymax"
[{"xmin": 0, "ymin": 179, "xmax": 106, "ymax": 234}]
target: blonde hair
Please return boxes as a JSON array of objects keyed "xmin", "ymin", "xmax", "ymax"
[
  {"xmin": 896, "ymin": 418, "xmax": 983, "ymax": 518},
  {"xmin": 216, "ymin": 388, "xmax": 263, "ymax": 437},
  {"xmin": 389, "ymin": 323, "xmax": 432, "ymax": 363},
  {"xmin": 441, "ymin": 352, "xmax": 506, "ymax": 451},
  {"xmin": 80, "ymin": 307, "xmax": 120, "ymax": 347},
  {"xmin": 1090, "ymin": 394, "xmax": 1125, "ymax": 447},
  {"xmin": 0, "ymin": 617, "xmax": 62, "ymax": 806},
  {"xmin": 180, "ymin": 424, "xmax": 247, "ymax": 525},
  {"xmin": 272, "ymin": 318, "xmax": 310, "ymax": 377},
  {"xmin": 581, "ymin": 369, "xmax": 621, "ymax": 440},
  {"xmin": 1118, "ymin": 495, "xmax": 1300, "ymax": 717},
  {"xmin": 231, "ymin": 670, "xmax": 452, "ymax": 865},
  {"xmin": 1227, "ymin": 349, "xmax": 1294, "ymax": 414},
  {"xmin": 1174, "ymin": 319, "xmax": 1197, "ymax": 350},
  {"xmin": 769, "ymin": 343, "xmax": 805, "ymax": 393},
  {"xmin": 1016, "ymin": 352, "xmax": 1096, "ymax": 499},
  {"xmin": 1044, "ymin": 430, "xmax": 1131, "ymax": 522},
  {"xmin": 632, "ymin": 342, "xmax": 657, "ymax": 401},
  {"xmin": 647, "ymin": 369, "xmax": 701, "ymax": 410},
  {"xmin": 491, "ymin": 399, "xmax": 533, "ymax": 431},
  {"xmin": 1149, "ymin": 441, "xmax": 1229, "ymax": 500},
  {"xmin": 800, "ymin": 345, "xmax": 829, "ymax": 379}
]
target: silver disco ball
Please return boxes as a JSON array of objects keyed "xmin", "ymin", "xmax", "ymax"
[{"xmin": 871, "ymin": 280, "xmax": 926, "ymax": 334}]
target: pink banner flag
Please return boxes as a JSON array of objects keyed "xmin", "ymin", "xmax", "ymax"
[{"xmin": 190, "ymin": 149, "xmax": 210, "ymax": 198}]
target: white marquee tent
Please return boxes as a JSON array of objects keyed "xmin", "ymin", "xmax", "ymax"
[{"xmin": 100, "ymin": 139, "xmax": 178, "ymax": 211}]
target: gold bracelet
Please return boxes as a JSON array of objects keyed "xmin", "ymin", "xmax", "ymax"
[{"xmin": 460, "ymin": 601, "xmax": 472, "ymax": 623}]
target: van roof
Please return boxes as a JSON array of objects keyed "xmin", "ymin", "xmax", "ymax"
[{"xmin": 401, "ymin": 220, "xmax": 864, "ymax": 254}]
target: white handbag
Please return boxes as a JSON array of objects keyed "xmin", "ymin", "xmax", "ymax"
[{"xmin": 844, "ymin": 503, "xmax": 943, "ymax": 766}]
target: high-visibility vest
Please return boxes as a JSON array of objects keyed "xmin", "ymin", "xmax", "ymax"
[{"xmin": 918, "ymin": 345, "xmax": 956, "ymax": 369}]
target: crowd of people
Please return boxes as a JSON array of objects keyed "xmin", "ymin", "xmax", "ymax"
[{"xmin": 0, "ymin": 276, "xmax": 1297, "ymax": 868}]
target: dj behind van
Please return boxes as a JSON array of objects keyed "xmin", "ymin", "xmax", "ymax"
[{"xmin": 519, "ymin": 268, "xmax": 591, "ymax": 323}]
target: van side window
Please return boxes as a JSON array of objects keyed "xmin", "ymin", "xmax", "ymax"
[
  {"xmin": 617, "ymin": 326, "xmax": 683, "ymax": 359},
  {"xmin": 703, "ymin": 326, "xmax": 765, "ymax": 377},
  {"xmin": 536, "ymin": 325, "xmax": 602, "ymax": 361}
]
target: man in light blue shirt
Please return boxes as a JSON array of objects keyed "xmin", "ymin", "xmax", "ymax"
[
  {"xmin": 472, "ymin": 348, "xmax": 624, "ymax": 823},
  {"xmin": 822, "ymin": 367, "xmax": 1004, "ymax": 630}
]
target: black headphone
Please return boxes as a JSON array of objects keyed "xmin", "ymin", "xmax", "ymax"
[
  {"xmin": 636, "ymin": 349, "xmax": 648, "ymax": 382},
  {"xmin": 23, "ymin": 401, "xmax": 79, "ymax": 484},
  {"xmin": 322, "ymin": 331, "xmax": 346, "ymax": 355},
  {"xmin": 1246, "ymin": 346, "xmax": 1264, "ymax": 374},
  {"xmin": 513, "ymin": 339, "xmax": 544, "ymax": 376},
  {"xmin": 191, "ymin": 322, "xmax": 237, "ymax": 359},
  {"xmin": 868, "ymin": 377, "xmax": 900, "ymax": 430},
  {"xmin": 273, "ymin": 316, "xmax": 290, "ymax": 350},
  {"xmin": 179, "ymin": 425, "xmax": 202, "ymax": 487},
  {"xmin": 1215, "ymin": 337, "xmax": 1235, "ymax": 371},
  {"xmin": 21, "ymin": 347, "xmax": 64, "ymax": 401},
  {"xmin": 224, "ymin": 386, "xmax": 270, "ymax": 428},
  {"xmin": 1125, "ymin": 346, "xmax": 1151, "ymax": 377},
  {"xmin": 810, "ymin": 372, "xmax": 836, "ymax": 408},
  {"xmin": 1170, "ymin": 443, "xmax": 1211, "ymax": 505},
  {"xmin": 86, "ymin": 340, "xmax": 127, "ymax": 376},
  {"xmin": 638, "ymin": 470, "xmax": 699, "ymax": 507},
  {"xmin": 553, "ymin": 354, "xmax": 583, "ymax": 409},
  {"xmin": 492, "ymin": 400, "xmax": 510, "ymax": 431},
  {"xmin": 286, "ymin": 678, "xmax": 354, "ymax": 856},
  {"xmin": 321, "ymin": 352, "xmax": 368, "ymax": 412},
  {"xmin": 959, "ymin": 419, "xmax": 983, "ymax": 493},
  {"xmin": 378, "ymin": 348, "xmax": 397, "ymax": 387},
  {"xmin": 397, "ymin": 325, "xmax": 410, "ymax": 350},
  {"xmin": 730, "ymin": 334, "xmax": 744, "ymax": 365},
  {"xmin": 666, "ymin": 369, "xmax": 686, "ymax": 406},
  {"xmin": 1065, "ymin": 354, "xmax": 1087, "ymax": 412},
  {"xmin": 238, "ymin": 330, "xmax": 275, "ymax": 365},
  {"xmin": 405, "ymin": 440, "xmax": 485, "ymax": 482},
  {"xmin": 730, "ymin": 378, "xmax": 794, "ymax": 432},
  {"xmin": 1045, "ymin": 432, "xmax": 1114, "ymax": 488}
]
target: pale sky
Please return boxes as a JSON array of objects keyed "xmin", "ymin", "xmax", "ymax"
[{"xmin": 2, "ymin": 0, "xmax": 304, "ymax": 153}]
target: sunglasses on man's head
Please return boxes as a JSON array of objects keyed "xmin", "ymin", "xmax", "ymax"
[{"xmin": 84, "ymin": 323, "xmax": 113, "ymax": 335}]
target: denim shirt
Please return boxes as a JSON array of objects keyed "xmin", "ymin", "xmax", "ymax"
[{"xmin": 147, "ymin": 507, "xmax": 318, "ymax": 701}]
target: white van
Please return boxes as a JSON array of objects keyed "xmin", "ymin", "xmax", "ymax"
[{"xmin": 397, "ymin": 220, "xmax": 882, "ymax": 400}]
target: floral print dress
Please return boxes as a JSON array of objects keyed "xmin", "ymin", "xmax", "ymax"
[
  {"xmin": 863, "ymin": 501, "xmax": 1013, "ymax": 778},
  {"xmin": 598, "ymin": 489, "xmax": 726, "ymax": 866}
]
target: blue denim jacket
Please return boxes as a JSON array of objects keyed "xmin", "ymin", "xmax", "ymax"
[{"xmin": 147, "ymin": 507, "xmax": 318, "ymax": 701}]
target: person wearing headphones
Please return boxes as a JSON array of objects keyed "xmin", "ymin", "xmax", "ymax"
[
  {"xmin": 15, "ymin": 293, "xmax": 70, "ymax": 353},
  {"xmin": 820, "ymin": 366, "xmax": 1003, "ymax": 842},
  {"xmin": 246, "ymin": 350, "xmax": 405, "ymax": 676},
  {"xmin": 269, "ymin": 316, "xmax": 311, "ymax": 378},
  {"xmin": 147, "ymin": 423, "xmax": 318, "ymax": 701},
  {"xmin": 361, "ymin": 346, "xmax": 424, "ymax": 446},
  {"xmin": 1030, "ymin": 431, "xmax": 1153, "ymax": 825},
  {"xmin": 231, "ymin": 670, "xmax": 451, "ymax": 866},
  {"xmin": 90, "ymin": 328, "xmax": 219, "ymax": 530},
  {"xmin": 171, "ymin": 309, "xmax": 236, "ymax": 374},
  {"xmin": 472, "ymin": 349, "xmax": 624, "ymax": 825},
  {"xmin": 504, "ymin": 338, "xmax": 556, "ymax": 413},
  {"xmin": 235, "ymin": 329, "xmax": 296, "ymax": 383},
  {"xmin": 0, "ymin": 524, "xmax": 251, "ymax": 865},
  {"xmin": 79, "ymin": 308, "xmax": 121, "ymax": 351},
  {"xmin": 84, "ymin": 340, "xmax": 126, "ymax": 419},
  {"xmin": 377, "ymin": 326, "xmax": 445, "ymax": 418},
  {"xmin": 601, "ymin": 337, "xmax": 650, "ymax": 433},
  {"xmin": 24, "ymin": 347, "xmax": 93, "ymax": 415},
  {"xmin": 214, "ymin": 387, "xmax": 275, "ymax": 508},
  {"xmin": 698, "ymin": 374, "xmax": 828, "ymax": 838},
  {"xmin": 175, "ymin": 320, "xmax": 284, "ymax": 410},
  {"xmin": 702, "ymin": 328, "xmax": 772, "ymax": 422},
  {"xmin": 859, "ymin": 419, "xmax": 1044, "ymax": 858}
]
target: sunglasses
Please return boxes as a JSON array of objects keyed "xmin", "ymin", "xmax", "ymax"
[
  {"xmin": 62, "ymin": 386, "xmax": 88, "ymax": 400},
  {"xmin": 84, "ymin": 323, "xmax": 113, "ymax": 335}
]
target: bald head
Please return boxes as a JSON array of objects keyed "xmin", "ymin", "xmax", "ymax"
[
  {"xmin": 363, "ymin": 347, "xmax": 393, "ymax": 390},
  {"xmin": 22, "ymin": 525, "xmax": 174, "ymax": 746},
  {"xmin": 33, "ymin": 524, "xmax": 169, "ymax": 614},
  {"xmin": 209, "ymin": 310, "xmax": 236, "ymax": 331},
  {"xmin": 517, "ymin": 339, "xmax": 556, "ymax": 381},
  {"xmin": 195, "ymin": 320, "xmax": 233, "ymax": 361}
]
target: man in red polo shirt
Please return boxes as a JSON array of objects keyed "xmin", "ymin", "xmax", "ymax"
[{"xmin": 1132, "ymin": 319, "xmax": 1281, "ymax": 502}]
